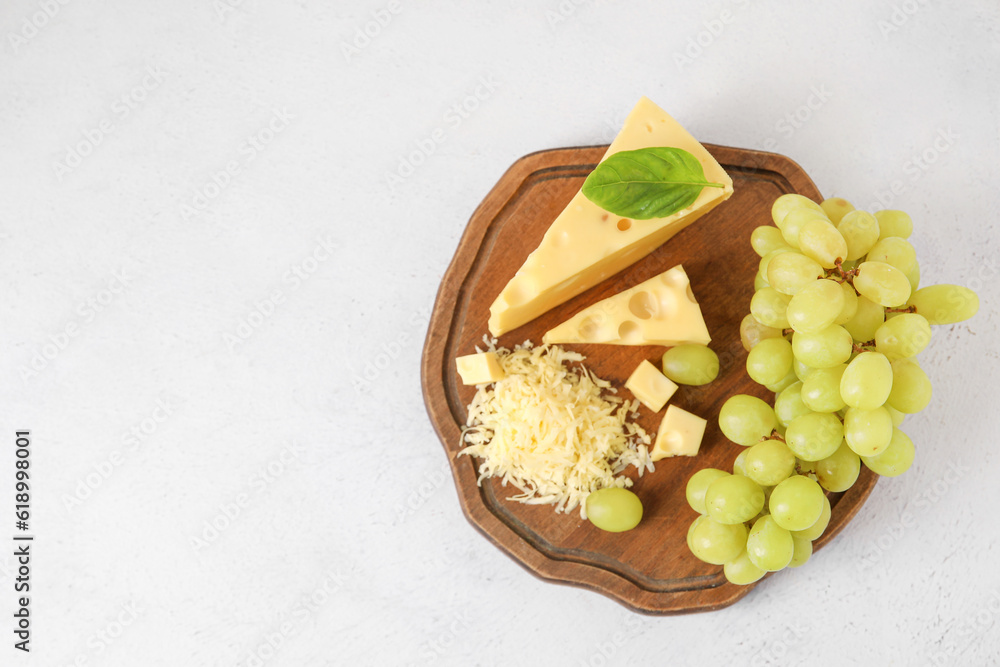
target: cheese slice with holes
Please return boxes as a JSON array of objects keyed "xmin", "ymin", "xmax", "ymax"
[
  {"xmin": 542, "ymin": 265, "xmax": 710, "ymax": 346},
  {"xmin": 487, "ymin": 97, "xmax": 733, "ymax": 336}
]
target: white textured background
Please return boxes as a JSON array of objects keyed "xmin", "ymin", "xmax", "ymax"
[{"xmin": 1, "ymin": 1, "xmax": 998, "ymax": 665}]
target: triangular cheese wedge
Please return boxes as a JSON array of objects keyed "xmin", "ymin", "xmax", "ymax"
[
  {"xmin": 542, "ymin": 265, "xmax": 710, "ymax": 346},
  {"xmin": 488, "ymin": 97, "xmax": 733, "ymax": 336}
]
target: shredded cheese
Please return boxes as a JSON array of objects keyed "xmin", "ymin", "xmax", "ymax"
[{"xmin": 458, "ymin": 339, "xmax": 653, "ymax": 517}]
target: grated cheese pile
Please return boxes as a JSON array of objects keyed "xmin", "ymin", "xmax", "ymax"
[{"xmin": 458, "ymin": 340, "xmax": 653, "ymax": 518}]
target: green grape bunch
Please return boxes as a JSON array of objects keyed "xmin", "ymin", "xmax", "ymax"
[{"xmin": 686, "ymin": 194, "xmax": 979, "ymax": 585}]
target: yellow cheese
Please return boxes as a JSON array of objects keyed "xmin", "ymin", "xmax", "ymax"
[
  {"xmin": 458, "ymin": 342, "xmax": 653, "ymax": 516},
  {"xmin": 651, "ymin": 405, "xmax": 707, "ymax": 461},
  {"xmin": 456, "ymin": 351, "xmax": 505, "ymax": 385},
  {"xmin": 542, "ymin": 265, "xmax": 710, "ymax": 346},
  {"xmin": 625, "ymin": 359, "xmax": 678, "ymax": 412},
  {"xmin": 488, "ymin": 97, "xmax": 733, "ymax": 336}
]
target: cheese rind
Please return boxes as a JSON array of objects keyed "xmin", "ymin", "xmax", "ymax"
[
  {"xmin": 651, "ymin": 405, "xmax": 707, "ymax": 460},
  {"xmin": 488, "ymin": 97, "xmax": 733, "ymax": 337},
  {"xmin": 456, "ymin": 352, "xmax": 505, "ymax": 385},
  {"xmin": 625, "ymin": 360, "xmax": 678, "ymax": 413},
  {"xmin": 542, "ymin": 265, "xmax": 711, "ymax": 346}
]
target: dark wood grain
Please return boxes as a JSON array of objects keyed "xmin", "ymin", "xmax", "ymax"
[{"xmin": 421, "ymin": 144, "xmax": 877, "ymax": 614}]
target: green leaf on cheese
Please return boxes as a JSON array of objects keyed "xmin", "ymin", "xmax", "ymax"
[{"xmin": 581, "ymin": 147, "xmax": 725, "ymax": 220}]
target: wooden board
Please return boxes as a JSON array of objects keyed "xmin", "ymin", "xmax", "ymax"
[{"xmin": 421, "ymin": 144, "xmax": 877, "ymax": 614}]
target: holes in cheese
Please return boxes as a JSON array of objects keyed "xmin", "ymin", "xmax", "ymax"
[
  {"xmin": 502, "ymin": 277, "xmax": 534, "ymax": 307},
  {"xmin": 487, "ymin": 97, "xmax": 733, "ymax": 336},
  {"xmin": 625, "ymin": 359, "xmax": 678, "ymax": 413},
  {"xmin": 542, "ymin": 265, "xmax": 711, "ymax": 347},
  {"xmin": 628, "ymin": 291, "xmax": 656, "ymax": 319},
  {"xmin": 651, "ymin": 405, "xmax": 707, "ymax": 461}
]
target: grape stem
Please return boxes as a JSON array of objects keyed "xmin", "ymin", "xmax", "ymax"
[
  {"xmin": 852, "ymin": 339, "xmax": 876, "ymax": 353},
  {"xmin": 827, "ymin": 258, "xmax": 860, "ymax": 289},
  {"xmin": 885, "ymin": 305, "xmax": 917, "ymax": 314},
  {"xmin": 765, "ymin": 429, "xmax": 785, "ymax": 443}
]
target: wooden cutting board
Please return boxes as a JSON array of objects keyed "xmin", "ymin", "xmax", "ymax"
[{"xmin": 421, "ymin": 144, "xmax": 877, "ymax": 614}]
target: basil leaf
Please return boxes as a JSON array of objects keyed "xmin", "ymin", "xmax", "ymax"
[{"xmin": 581, "ymin": 147, "xmax": 725, "ymax": 220}]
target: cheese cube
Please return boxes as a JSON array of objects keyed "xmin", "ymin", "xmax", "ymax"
[
  {"xmin": 625, "ymin": 360, "xmax": 678, "ymax": 412},
  {"xmin": 651, "ymin": 405, "xmax": 707, "ymax": 461},
  {"xmin": 456, "ymin": 352, "xmax": 505, "ymax": 385}
]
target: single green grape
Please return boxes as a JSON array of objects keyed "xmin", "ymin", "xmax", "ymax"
[
  {"xmin": 837, "ymin": 210, "xmax": 880, "ymax": 260},
  {"xmin": 798, "ymin": 219, "xmax": 849, "ymax": 268},
  {"xmin": 874, "ymin": 209, "xmax": 913, "ymax": 239},
  {"xmin": 840, "ymin": 351, "xmax": 893, "ymax": 410},
  {"xmin": 746, "ymin": 515, "xmax": 794, "ymax": 571},
  {"xmin": 886, "ymin": 358, "xmax": 932, "ymax": 413},
  {"xmin": 586, "ymin": 488, "xmax": 643, "ymax": 532},
  {"xmin": 733, "ymin": 450, "xmax": 749, "ymax": 476},
  {"xmin": 759, "ymin": 247, "xmax": 795, "ymax": 278},
  {"xmin": 767, "ymin": 252, "xmax": 825, "ymax": 295},
  {"xmin": 786, "ymin": 279, "xmax": 845, "ymax": 334},
  {"xmin": 792, "ymin": 357, "xmax": 814, "ymax": 382},
  {"xmin": 746, "ymin": 338, "xmax": 794, "ymax": 386},
  {"xmin": 874, "ymin": 313, "xmax": 931, "ymax": 359},
  {"xmin": 724, "ymin": 549, "xmax": 766, "ymax": 585},
  {"xmin": 834, "ymin": 281, "xmax": 859, "ymax": 325},
  {"xmin": 854, "ymin": 261, "xmax": 912, "ymax": 307},
  {"xmin": 765, "ymin": 369, "xmax": 799, "ymax": 393},
  {"xmin": 785, "ymin": 411, "xmax": 844, "ymax": 461},
  {"xmin": 789, "ymin": 536, "xmax": 813, "ymax": 568},
  {"xmin": 751, "ymin": 287, "xmax": 792, "ymax": 329},
  {"xmin": 754, "ymin": 271, "xmax": 770, "ymax": 292},
  {"xmin": 821, "ymin": 197, "xmax": 855, "ymax": 224},
  {"xmin": 867, "ymin": 237, "xmax": 917, "ymax": 274},
  {"xmin": 886, "ymin": 405, "xmax": 905, "ymax": 427},
  {"xmin": 861, "ymin": 428, "xmax": 915, "ymax": 477},
  {"xmin": 844, "ymin": 406, "xmax": 894, "ymax": 456},
  {"xmin": 744, "ymin": 439, "xmax": 796, "ymax": 486},
  {"xmin": 751, "ymin": 225, "xmax": 791, "ymax": 257},
  {"xmin": 775, "ymin": 381, "xmax": 811, "ymax": 426},
  {"xmin": 815, "ymin": 441, "xmax": 861, "ymax": 492},
  {"xmin": 686, "ymin": 468, "xmax": 730, "ymax": 514},
  {"xmin": 706, "ymin": 475, "xmax": 766, "ymax": 525},
  {"xmin": 687, "ymin": 515, "xmax": 748, "ymax": 565},
  {"xmin": 844, "ymin": 295, "xmax": 886, "ymax": 342},
  {"xmin": 800, "ymin": 364, "xmax": 848, "ymax": 413},
  {"xmin": 719, "ymin": 395, "xmax": 778, "ymax": 446},
  {"xmin": 661, "ymin": 344, "xmax": 720, "ymax": 386},
  {"xmin": 769, "ymin": 475, "xmax": 825, "ymax": 531},
  {"xmin": 792, "ymin": 494, "xmax": 831, "ymax": 541},
  {"xmin": 740, "ymin": 314, "xmax": 785, "ymax": 352},
  {"xmin": 792, "ymin": 325, "xmax": 853, "ymax": 368},
  {"xmin": 907, "ymin": 285, "xmax": 980, "ymax": 325},
  {"xmin": 778, "ymin": 208, "xmax": 829, "ymax": 248},
  {"xmin": 906, "ymin": 262, "xmax": 921, "ymax": 292},
  {"xmin": 772, "ymin": 193, "xmax": 825, "ymax": 227}
]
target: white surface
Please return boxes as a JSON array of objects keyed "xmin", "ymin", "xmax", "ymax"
[{"xmin": 2, "ymin": 1, "xmax": 999, "ymax": 665}]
